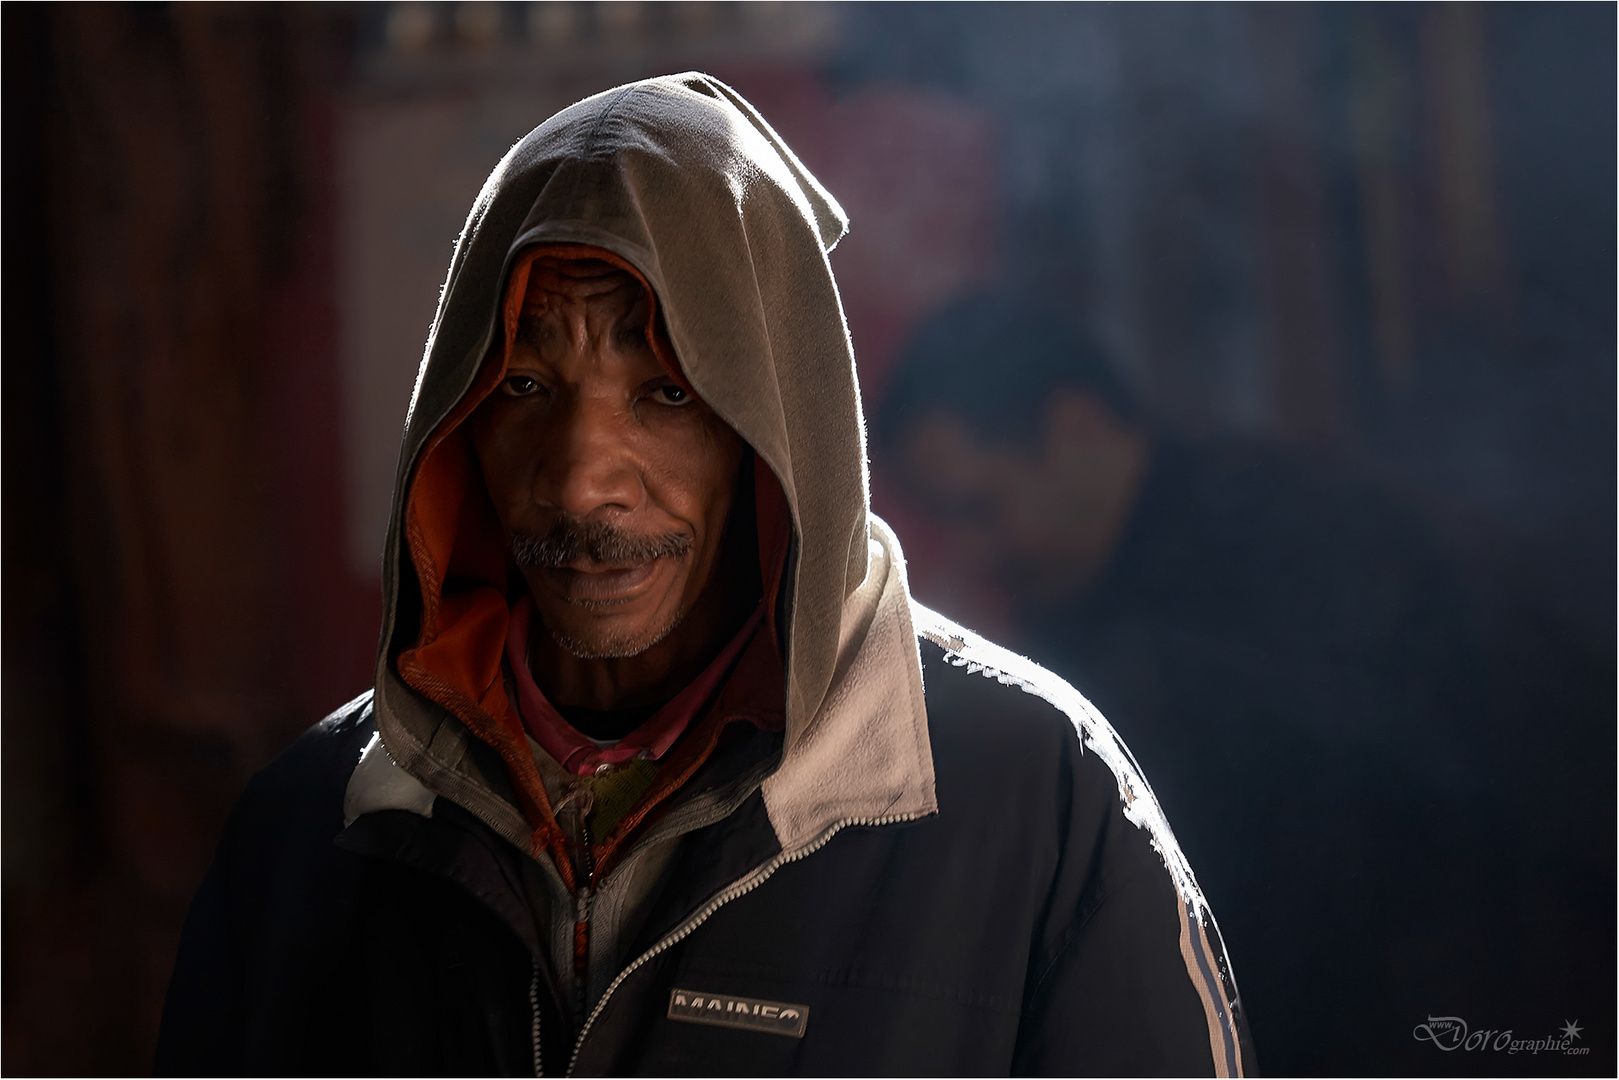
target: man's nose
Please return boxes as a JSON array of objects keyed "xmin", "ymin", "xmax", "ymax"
[{"xmin": 535, "ymin": 391, "xmax": 643, "ymax": 517}]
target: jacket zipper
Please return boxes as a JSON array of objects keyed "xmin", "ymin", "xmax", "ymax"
[
  {"xmin": 572, "ymin": 812, "xmax": 596, "ymax": 1024},
  {"xmin": 563, "ymin": 810, "xmax": 926, "ymax": 1077},
  {"xmin": 529, "ymin": 960, "xmax": 543, "ymax": 1077},
  {"xmin": 532, "ymin": 788, "xmax": 596, "ymax": 1075}
]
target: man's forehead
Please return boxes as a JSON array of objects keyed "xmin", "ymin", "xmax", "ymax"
[{"xmin": 522, "ymin": 256, "xmax": 644, "ymax": 315}]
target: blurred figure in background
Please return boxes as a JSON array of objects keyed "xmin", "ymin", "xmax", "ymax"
[{"xmin": 875, "ymin": 289, "xmax": 1496, "ymax": 1072}]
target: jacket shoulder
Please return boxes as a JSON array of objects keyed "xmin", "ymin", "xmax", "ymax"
[
  {"xmin": 225, "ymin": 690, "xmax": 377, "ymax": 859},
  {"xmin": 918, "ymin": 630, "xmax": 1077, "ymax": 751},
  {"xmin": 914, "ymin": 607, "xmax": 1125, "ymax": 771},
  {"xmin": 911, "ymin": 606, "xmax": 1201, "ymax": 911},
  {"xmin": 155, "ymin": 692, "xmax": 381, "ymax": 1075},
  {"xmin": 912, "ymin": 605, "xmax": 1252, "ymax": 1076},
  {"xmin": 257, "ymin": 688, "xmax": 375, "ymax": 800}
]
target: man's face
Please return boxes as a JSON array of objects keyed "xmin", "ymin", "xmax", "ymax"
[{"xmin": 471, "ymin": 258, "xmax": 746, "ymax": 659}]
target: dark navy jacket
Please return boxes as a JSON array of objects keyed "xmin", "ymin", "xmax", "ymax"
[{"xmin": 156, "ymin": 633, "xmax": 1252, "ymax": 1077}]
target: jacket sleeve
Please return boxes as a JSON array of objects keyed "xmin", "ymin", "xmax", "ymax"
[
  {"xmin": 1011, "ymin": 724, "xmax": 1254, "ymax": 1077},
  {"xmin": 154, "ymin": 829, "xmax": 248, "ymax": 1075},
  {"xmin": 153, "ymin": 698, "xmax": 375, "ymax": 1076}
]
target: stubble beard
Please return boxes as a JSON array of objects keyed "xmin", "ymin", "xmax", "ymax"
[
  {"xmin": 543, "ymin": 601, "xmax": 689, "ymax": 659},
  {"xmin": 511, "ymin": 518, "xmax": 695, "ymax": 659}
]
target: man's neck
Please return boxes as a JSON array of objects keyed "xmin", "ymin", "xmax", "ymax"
[{"xmin": 553, "ymin": 700, "xmax": 660, "ymax": 743}]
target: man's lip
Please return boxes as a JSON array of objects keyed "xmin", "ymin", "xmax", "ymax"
[{"xmin": 539, "ymin": 559, "xmax": 664, "ymax": 604}]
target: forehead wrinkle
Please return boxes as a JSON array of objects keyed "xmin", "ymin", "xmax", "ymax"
[{"xmin": 520, "ymin": 263, "xmax": 648, "ymax": 357}]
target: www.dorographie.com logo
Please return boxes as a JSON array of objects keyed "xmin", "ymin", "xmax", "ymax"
[{"xmin": 1414, "ymin": 1016, "xmax": 1588, "ymax": 1056}]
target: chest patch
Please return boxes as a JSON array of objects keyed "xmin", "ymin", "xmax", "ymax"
[{"xmin": 667, "ymin": 988, "xmax": 809, "ymax": 1038}]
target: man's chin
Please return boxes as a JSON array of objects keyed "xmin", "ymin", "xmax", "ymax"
[{"xmin": 542, "ymin": 607, "xmax": 687, "ymax": 660}]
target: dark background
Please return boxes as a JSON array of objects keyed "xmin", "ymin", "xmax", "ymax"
[{"xmin": 3, "ymin": 3, "xmax": 1612, "ymax": 1075}]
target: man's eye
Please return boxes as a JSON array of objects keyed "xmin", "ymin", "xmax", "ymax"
[
  {"xmin": 501, "ymin": 374, "xmax": 543, "ymax": 397},
  {"xmin": 650, "ymin": 384, "xmax": 691, "ymax": 406}
]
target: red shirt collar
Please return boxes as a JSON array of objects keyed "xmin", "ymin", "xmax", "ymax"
[{"xmin": 505, "ymin": 595, "xmax": 766, "ymax": 777}]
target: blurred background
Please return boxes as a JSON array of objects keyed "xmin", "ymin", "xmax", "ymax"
[{"xmin": 2, "ymin": 3, "xmax": 1611, "ymax": 1075}]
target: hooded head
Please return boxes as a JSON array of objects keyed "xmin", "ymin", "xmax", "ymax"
[{"xmin": 371, "ymin": 73, "xmax": 931, "ymax": 858}]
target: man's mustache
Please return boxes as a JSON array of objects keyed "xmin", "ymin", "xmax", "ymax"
[{"xmin": 510, "ymin": 518, "xmax": 692, "ymax": 569}]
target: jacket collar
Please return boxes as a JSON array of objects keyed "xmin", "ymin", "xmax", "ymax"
[
  {"xmin": 759, "ymin": 515, "xmax": 936, "ymax": 853},
  {"xmin": 354, "ymin": 515, "xmax": 936, "ymax": 858}
]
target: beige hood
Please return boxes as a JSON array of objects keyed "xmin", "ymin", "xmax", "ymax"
[{"xmin": 368, "ymin": 73, "xmax": 935, "ymax": 856}]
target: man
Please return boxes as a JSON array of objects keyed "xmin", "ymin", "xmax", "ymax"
[
  {"xmin": 877, "ymin": 290, "xmax": 1492, "ymax": 1073},
  {"xmin": 156, "ymin": 73, "xmax": 1251, "ymax": 1076}
]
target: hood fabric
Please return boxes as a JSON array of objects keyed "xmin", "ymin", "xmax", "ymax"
[{"xmin": 370, "ymin": 73, "xmax": 936, "ymax": 864}]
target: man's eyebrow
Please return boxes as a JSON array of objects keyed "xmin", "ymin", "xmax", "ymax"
[
  {"xmin": 613, "ymin": 317, "xmax": 651, "ymax": 349},
  {"xmin": 516, "ymin": 312, "xmax": 551, "ymax": 350}
]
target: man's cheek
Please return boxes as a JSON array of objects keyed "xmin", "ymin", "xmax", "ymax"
[{"xmin": 644, "ymin": 442, "xmax": 726, "ymax": 507}]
